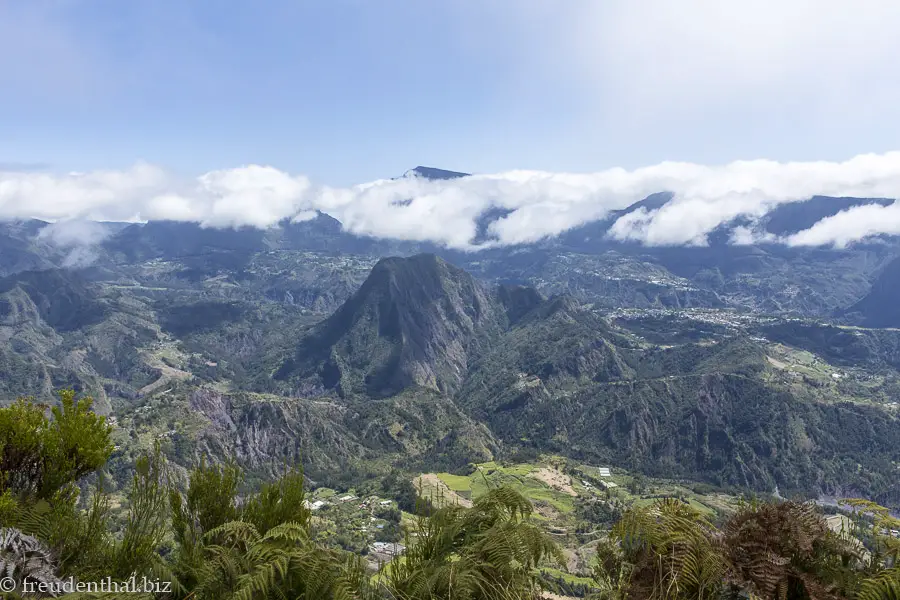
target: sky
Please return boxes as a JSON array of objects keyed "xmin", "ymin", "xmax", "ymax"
[{"xmin": 3, "ymin": 0, "xmax": 900, "ymax": 249}]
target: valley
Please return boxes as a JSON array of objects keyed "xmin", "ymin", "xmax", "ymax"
[
  {"xmin": 2, "ymin": 191, "xmax": 900, "ymax": 511},
  {"xmin": 2, "ymin": 183, "xmax": 900, "ymax": 598},
  {"xmin": 7, "ymin": 8, "xmax": 900, "ymax": 595}
]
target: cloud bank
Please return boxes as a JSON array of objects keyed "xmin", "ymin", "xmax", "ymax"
[
  {"xmin": 36, "ymin": 219, "xmax": 114, "ymax": 267},
  {"xmin": 3, "ymin": 153, "xmax": 900, "ymax": 250}
]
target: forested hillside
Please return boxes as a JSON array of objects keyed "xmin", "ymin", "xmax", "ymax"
[
  {"xmin": 1, "ymin": 396, "xmax": 898, "ymax": 599},
  {"xmin": 3, "ymin": 190, "xmax": 900, "ymax": 597}
]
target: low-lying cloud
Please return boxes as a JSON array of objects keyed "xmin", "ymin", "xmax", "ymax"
[
  {"xmin": 3, "ymin": 152, "xmax": 900, "ymax": 250},
  {"xmin": 36, "ymin": 219, "xmax": 114, "ymax": 267}
]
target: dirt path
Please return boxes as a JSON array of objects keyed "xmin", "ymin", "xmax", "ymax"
[
  {"xmin": 766, "ymin": 356, "xmax": 788, "ymax": 369},
  {"xmin": 139, "ymin": 360, "xmax": 193, "ymax": 396},
  {"xmin": 414, "ymin": 474, "xmax": 473, "ymax": 508},
  {"xmin": 530, "ymin": 467, "xmax": 577, "ymax": 496}
]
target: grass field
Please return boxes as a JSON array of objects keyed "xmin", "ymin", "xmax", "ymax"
[
  {"xmin": 435, "ymin": 462, "xmax": 583, "ymax": 518},
  {"xmin": 404, "ymin": 457, "xmax": 748, "ymax": 589},
  {"xmin": 436, "ymin": 473, "xmax": 473, "ymax": 492}
]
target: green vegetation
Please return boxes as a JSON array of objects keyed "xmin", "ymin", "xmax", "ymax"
[
  {"xmin": 2, "ymin": 254, "xmax": 900, "ymax": 512},
  {"xmin": 434, "ymin": 473, "xmax": 472, "ymax": 493},
  {"xmin": 384, "ymin": 487, "xmax": 563, "ymax": 600},
  {"xmin": 1, "ymin": 249, "xmax": 900, "ymax": 597},
  {"xmin": 0, "ymin": 391, "xmax": 898, "ymax": 599},
  {"xmin": 0, "ymin": 389, "xmax": 112, "ymax": 501}
]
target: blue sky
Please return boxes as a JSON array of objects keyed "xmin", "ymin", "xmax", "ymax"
[
  {"xmin": 2, "ymin": 1, "xmax": 589, "ymax": 183},
  {"xmin": 2, "ymin": 0, "xmax": 900, "ymax": 186}
]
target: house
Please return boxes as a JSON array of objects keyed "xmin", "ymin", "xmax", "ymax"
[
  {"xmin": 338, "ymin": 494, "xmax": 357, "ymax": 502},
  {"xmin": 597, "ymin": 468, "xmax": 611, "ymax": 477},
  {"xmin": 369, "ymin": 542, "xmax": 406, "ymax": 558},
  {"xmin": 379, "ymin": 500, "xmax": 393, "ymax": 506}
]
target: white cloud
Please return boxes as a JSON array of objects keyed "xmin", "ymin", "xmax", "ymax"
[
  {"xmin": 37, "ymin": 219, "xmax": 110, "ymax": 248},
  {"xmin": 0, "ymin": 162, "xmax": 170, "ymax": 222},
  {"xmin": 3, "ymin": 152, "xmax": 900, "ymax": 250},
  {"xmin": 787, "ymin": 203, "xmax": 900, "ymax": 248},
  {"xmin": 548, "ymin": 1, "xmax": 900, "ymax": 125},
  {"xmin": 36, "ymin": 219, "xmax": 113, "ymax": 267},
  {"xmin": 730, "ymin": 226, "xmax": 777, "ymax": 247},
  {"xmin": 195, "ymin": 166, "xmax": 312, "ymax": 229}
]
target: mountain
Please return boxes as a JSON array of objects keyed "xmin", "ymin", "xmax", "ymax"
[
  {"xmin": 103, "ymin": 220, "xmax": 267, "ymax": 265},
  {"xmin": 274, "ymin": 254, "xmax": 509, "ymax": 398},
  {"xmin": 841, "ymin": 256, "xmax": 900, "ymax": 327},
  {"xmin": 560, "ymin": 194, "xmax": 893, "ymax": 247},
  {"xmin": 463, "ymin": 325, "xmax": 900, "ymax": 502},
  {"xmin": 0, "ymin": 268, "xmax": 162, "ymax": 406},
  {"xmin": 0, "ymin": 240, "xmax": 897, "ymax": 504},
  {"xmin": 400, "ymin": 166, "xmax": 470, "ymax": 180},
  {"xmin": 763, "ymin": 196, "xmax": 895, "ymax": 236},
  {"xmin": 0, "ymin": 269, "xmax": 108, "ymax": 333},
  {"xmin": 554, "ymin": 193, "xmax": 674, "ymax": 251},
  {"xmin": 0, "ymin": 219, "xmax": 55, "ymax": 276},
  {"xmin": 267, "ymin": 254, "xmax": 900, "ymax": 504},
  {"xmin": 2, "ymin": 168, "xmax": 900, "ymax": 507},
  {"xmin": 2, "ymin": 173, "xmax": 893, "ymax": 318}
]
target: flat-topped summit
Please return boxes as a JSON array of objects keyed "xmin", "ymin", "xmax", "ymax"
[{"xmin": 401, "ymin": 166, "xmax": 470, "ymax": 180}]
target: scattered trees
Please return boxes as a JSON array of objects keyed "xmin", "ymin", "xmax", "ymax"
[{"xmin": 0, "ymin": 390, "xmax": 897, "ymax": 599}]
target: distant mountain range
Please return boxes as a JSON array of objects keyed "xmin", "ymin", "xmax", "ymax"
[
  {"xmin": 2, "ymin": 166, "xmax": 899, "ymax": 329},
  {"xmin": 2, "ymin": 193, "xmax": 900, "ymax": 505}
]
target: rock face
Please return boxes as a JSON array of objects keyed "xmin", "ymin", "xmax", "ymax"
[
  {"xmin": 843, "ymin": 256, "xmax": 900, "ymax": 327},
  {"xmin": 0, "ymin": 269, "xmax": 108, "ymax": 333},
  {"xmin": 401, "ymin": 166, "xmax": 470, "ymax": 180},
  {"xmin": 275, "ymin": 254, "xmax": 509, "ymax": 398},
  {"xmin": 189, "ymin": 388, "xmax": 236, "ymax": 432},
  {"xmin": 176, "ymin": 386, "xmax": 497, "ymax": 484},
  {"xmin": 263, "ymin": 254, "xmax": 900, "ymax": 505}
]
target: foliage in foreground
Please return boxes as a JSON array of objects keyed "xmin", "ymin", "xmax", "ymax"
[
  {"xmin": 596, "ymin": 497, "xmax": 900, "ymax": 600},
  {"xmin": 0, "ymin": 391, "xmax": 897, "ymax": 599},
  {"xmin": 384, "ymin": 485, "xmax": 564, "ymax": 600}
]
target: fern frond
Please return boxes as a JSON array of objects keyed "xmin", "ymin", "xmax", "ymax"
[{"xmin": 859, "ymin": 567, "xmax": 900, "ymax": 600}]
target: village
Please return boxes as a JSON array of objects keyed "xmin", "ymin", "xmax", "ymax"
[{"xmin": 303, "ymin": 488, "xmax": 407, "ymax": 566}]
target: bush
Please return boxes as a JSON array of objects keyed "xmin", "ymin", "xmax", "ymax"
[{"xmin": 0, "ymin": 390, "xmax": 112, "ymax": 500}]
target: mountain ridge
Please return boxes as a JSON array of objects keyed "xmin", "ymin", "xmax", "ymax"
[
  {"xmin": 274, "ymin": 254, "xmax": 512, "ymax": 398},
  {"xmin": 266, "ymin": 253, "xmax": 900, "ymax": 504}
]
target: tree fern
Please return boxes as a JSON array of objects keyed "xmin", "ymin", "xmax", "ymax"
[
  {"xmin": 843, "ymin": 499, "xmax": 900, "ymax": 600},
  {"xmin": 610, "ymin": 498, "xmax": 724, "ymax": 600},
  {"xmin": 858, "ymin": 567, "xmax": 900, "ymax": 600},
  {"xmin": 723, "ymin": 499, "xmax": 855, "ymax": 600},
  {"xmin": 384, "ymin": 485, "xmax": 563, "ymax": 600},
  {"xmin": 0, "ymin": 527, "xmax": 64, "ymax": 597}
]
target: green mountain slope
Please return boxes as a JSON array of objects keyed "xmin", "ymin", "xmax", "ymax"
[
  {"xmin": 1, "ymin": 250, "xmax": 898, "ymax": 508},
  {"xmin": 273, "ymin": 255, "xmax": 510, "ymax": 398},
  {"xmin": 267, "ymin": 254, "xmax": 900, "ymax": 505}
]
